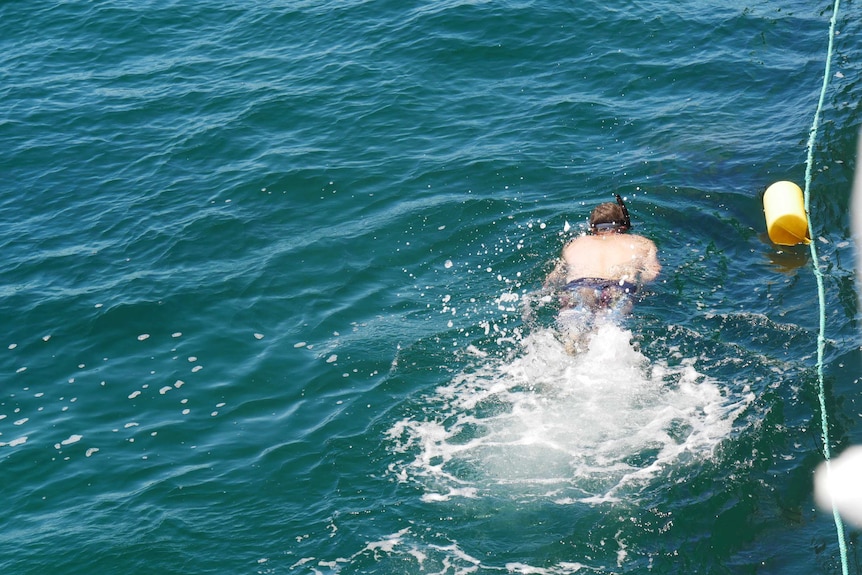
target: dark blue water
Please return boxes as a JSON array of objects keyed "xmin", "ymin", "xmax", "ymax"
[{"xmin": 1, "ymin": 1, "xmax": 860, "ymax": 573}]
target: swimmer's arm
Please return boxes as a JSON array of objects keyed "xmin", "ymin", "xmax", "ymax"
[
  {"xmin": 640, "ymin": 243, "xmax": 661, "ymax": 283},
  {"xmin": 544, "ymin": 258, "xmax": 568, "ymax": 289},
  {"xmin": 523, "ymin": 259, "xmax": 565, "ymax": 323}
]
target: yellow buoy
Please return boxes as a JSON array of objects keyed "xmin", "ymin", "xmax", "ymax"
[{"xmin": 763, "ymin": 181, "xmax": 811, "ymax": 245}]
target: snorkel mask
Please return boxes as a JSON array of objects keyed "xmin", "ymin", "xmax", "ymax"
[{"xmin": 589, "ymin": 194, "xmax": 632, "ymax": 233}]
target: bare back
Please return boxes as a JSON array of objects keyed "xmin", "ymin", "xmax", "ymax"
[{"xmin": 561, "ymin": 232, "xmax": 660, "ymax": 285}]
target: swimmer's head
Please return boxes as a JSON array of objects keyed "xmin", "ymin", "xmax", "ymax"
[{"xmin": 589, "ymin": 200, "xmax": 629, "ymax": 233}]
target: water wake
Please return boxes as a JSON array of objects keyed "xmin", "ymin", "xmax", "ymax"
[{"xmin": 387, "ymin": 318, "xmax": 753, "ymax": 504}]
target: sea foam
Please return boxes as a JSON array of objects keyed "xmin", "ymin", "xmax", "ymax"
[{"xmin": 387, "ymin": 318, "xmax": 751, "ymax": 503}]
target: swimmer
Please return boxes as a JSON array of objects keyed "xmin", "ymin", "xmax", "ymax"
[{"xmin": 542, "ymin": 195, "xmax": 660, "ymax": 351}]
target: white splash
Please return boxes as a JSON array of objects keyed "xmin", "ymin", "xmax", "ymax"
[{"xmin": 387, "ymin": 321, "xmax": 751, "ymax": 503}]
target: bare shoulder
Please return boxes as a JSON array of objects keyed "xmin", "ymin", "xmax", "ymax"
[
  {"xmin": 563, "ymin": 234, "xmax": 596, "ymax": 249},
  {"xmin": 627, "ymin": 234, "xmax": 658, "ymax": 251},
  {"xmin": 629, "ymin": 233, "xmax": 656, "ymax": 244},
  {"xmin": 561, "ymin": 234, "xmax": 587, "ymax": 254},
  {"xmin": 566, "ymin": 234, "xmax": 592, "ymax": 245}
]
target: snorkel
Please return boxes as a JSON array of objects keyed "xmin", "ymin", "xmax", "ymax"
[{"xmin": 614, "ymin": 194, "xmax": 632, "ymax": 232}]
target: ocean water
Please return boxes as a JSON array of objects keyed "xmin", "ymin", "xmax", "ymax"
[{"xmin": 1, "ymin": 1, "xmax": 861, "ymax": 574}]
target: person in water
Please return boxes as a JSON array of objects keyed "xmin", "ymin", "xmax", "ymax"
[
  {"xmin": 542, "ymin": 195, "xmax": 660, "ymax": 350},
  {"xmin": 546, "ymin": 195, "xmax": 660, "ymax": 308}
]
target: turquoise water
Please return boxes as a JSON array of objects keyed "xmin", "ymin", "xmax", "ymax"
[{"xmin": 2, "ymin": 1, "xmax": 861, "ymax": 573}]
